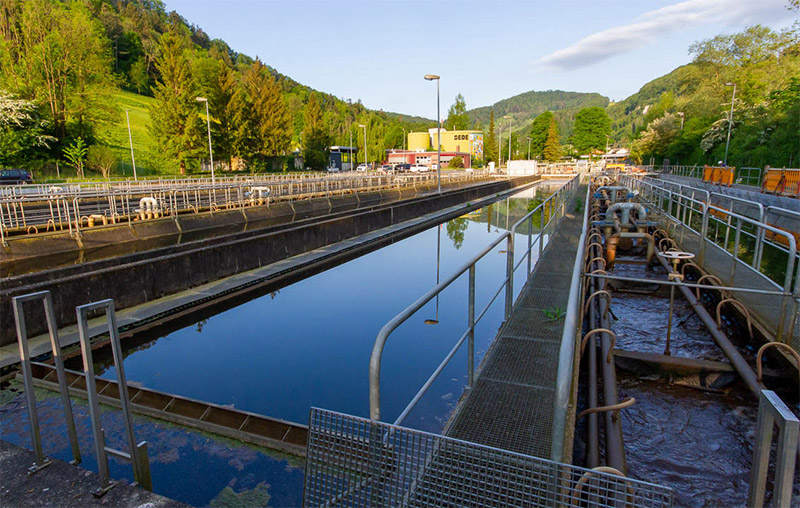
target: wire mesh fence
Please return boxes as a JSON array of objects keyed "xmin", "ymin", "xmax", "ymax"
[{"xmin": 303, "ymin": 408, "xmax": 673, "ymax": 508}]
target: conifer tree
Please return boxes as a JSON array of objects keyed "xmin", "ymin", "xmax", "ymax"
[
  {"xmin": 543, "ymin": 117, "xmax": 562, "ymax": 161},
  {"xmin": 303, "ymin": 92, "xmax": 331, "ymax": 170},
  {"xmin": 150, "ymin": 28, "xmax": 202, "ymax": 174}
]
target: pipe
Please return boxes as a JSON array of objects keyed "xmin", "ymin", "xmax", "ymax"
[
  {"xmin": 655, "ymin": 248, "xmax": 765, "ymax": 396},
  {"xmin": 606, "ymin": 232, "xmax": 655, "ymax": 269},
  {"xmin": 606, "ymin": 202, "xmax": 647, "ymax": 226}
]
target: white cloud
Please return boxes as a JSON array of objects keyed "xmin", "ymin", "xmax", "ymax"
[{"xmin": 538, "ymin": 0, "xmax": 793, "ymax": 71}]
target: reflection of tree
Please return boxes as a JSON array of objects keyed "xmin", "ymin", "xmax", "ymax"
[
  {"xmin": 196, "ymin": 319, "xmax": 209, "ymax": 333},
  {"xmin": 446, "ymin": 218, "xmax": 468, "ymax": 249}
]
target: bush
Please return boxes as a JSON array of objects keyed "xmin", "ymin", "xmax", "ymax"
[{"xmin": 448, "ymin": 157, "xmax": 464, "ymax": 169}]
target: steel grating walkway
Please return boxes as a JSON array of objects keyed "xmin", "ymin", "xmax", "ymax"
[{"xmin": 445, "ymin": 188, "xmax": 586, "ymax": 459}]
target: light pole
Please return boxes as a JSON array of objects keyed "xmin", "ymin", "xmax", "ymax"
[
  {"xmin": 677, "ymin": 112, "xmax": 685, "ymax": 131},
  {"xmin": 125, "ymin": 110, "xmax": 137, "ymax": 181},
  {"xmin": 359, "ymin": 124, "xmax": 367, "ymax": 167},
  {"xmin": 424, "ymin": 74, "xmax": 441, "ymax": 193},
  {"xmin": 526, "ymin": 137, "xmax": 532, "ymax": 160},
  {"xmin": 723, "ymin": 82, "xmax": 736, "ymax": 166},
  {"xmin": 196, "ymin": 97, "xmax": 215, "ymax": 184},
  {"xmin": 349, "ymin": 124, "xmax": 353, "ymax": 171},
  {"xmin": 498, "ymin": 122, "xmax": 503, "ymax": 167}
]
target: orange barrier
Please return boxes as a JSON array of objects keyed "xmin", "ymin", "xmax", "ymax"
[
  {"xmin": 761, "ymin": 167, "xmax": 800, "ymax": 197},
  {"xmin": 703, "ymin": 165, "xmax": 735, "ymax": 186}
]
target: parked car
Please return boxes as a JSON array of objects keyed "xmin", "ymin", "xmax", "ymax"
[
  {"xmin": 394, "ymin": 163, "xmax": 411, "ymax": 172},
  {"xmin": 409, "ymin": 164, "xmax": 429, "ymax": 173},
  {"xmin": 0, "ymin": 169, "xmax": 33, "ymax": 184},
  {"xmin": 379, "ymin": 164, "xmax": 394, "ymax": 173},
  {"xmin": 326, "ymin": 166, "xmax": 340, "ymax": 173},
  {"xmin": 356, "ymin": 163, "xmax": 370, "ymax": 171}
]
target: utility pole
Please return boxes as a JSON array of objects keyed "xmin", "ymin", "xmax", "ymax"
[
  {"xmin": 125, "ymin": 110, "xmax": 137, "ymax": 181},
  {"xmin": 724, "ymin": 82, "xmax": 736, "ymax": 166}
]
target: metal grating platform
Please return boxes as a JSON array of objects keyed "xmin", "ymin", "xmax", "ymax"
[
  {"xmin": 445, "ymin": 188, "xmax": 586, "ymax": 460},
  {"xmin": 303, "ymin": 407, "xmax": 674, "ymax": 508}
]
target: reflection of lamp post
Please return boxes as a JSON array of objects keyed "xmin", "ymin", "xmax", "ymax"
[
  {"xmin": 195, "ymin": 97, "xmax": 214, "ymax": 184},
  {"xmin": 425, "ymin": 224, "xmax": 442, "ymax": 325},
  {"xmin": 723, "ymin": 82, "xmax": 736, "ymax": 166},
  {"xmin": 424, "ymin": 74, "xmax": 441, "ymax": 193}
]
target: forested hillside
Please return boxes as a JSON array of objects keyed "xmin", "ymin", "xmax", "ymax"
[
  {"xmin": 0, "ymin": 0, "xmax": 433, "ymax": 176},
  {"xmin": 467, "ymin": 90, "xmax": 610, "ymax": 141},
  {"xmin": 608, "ymin": 25, "xmax": 799, "ymax": 167}
]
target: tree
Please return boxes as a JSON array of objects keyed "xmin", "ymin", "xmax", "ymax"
[
  {"xmin": 0, "ymin": 90, "xmax": 56, "ymax": 167},
  {"xmin": 448, "ymin": 156, "xmax": 464, "ymax": 169},
  {"xmin": 63, "ymin": 137, "xmax": 88, "ymax": 178},
  {"xmin": 543, "ymin": 117, "xmax": 562, "ymax": 161},
  {"xmin": 571, "ymin": 107, "xmax": 611, "ymax": 153},
  {"xmin": 230, "ymin": 59, "xmax": 292, "ymax": 163},
  {"xmin": 632, "ymin": 113, "xmax": 680, "ymax": 161},
  {"xmin": 87, "ymin": 144, "xmax": 117, "ymax": 178},
  {"xmin": 149, "ymin": 28, "xmax": 203, "ymax": 174},
  {"xmin": 485, "ymin": 110, "xmax": 497, "ymax": 164},
  {"xmin": 303, "ymin": 92, "xmax": 331, "ymax": 170},
  {"xmin": 0, "ymin": 0, "xmax": 116, "ymax": 140},
  {"xmin": 445, "ymin": 93, "xmax": 470, "ymax": 130},
  {"xmin": 529, "ymin": 111, "xmax": 554, "ymax": 159},
  {"xmin": 194, "ymin": 56, "xmax": 237, "ymax": 165}
]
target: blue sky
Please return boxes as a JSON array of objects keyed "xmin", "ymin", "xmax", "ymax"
[{"xmin": 164, "ymin": 0, "xmax": 797, "ymax": 118}]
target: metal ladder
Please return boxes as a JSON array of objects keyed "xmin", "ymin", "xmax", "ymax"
[
  {"xmin": 12, "ymin": 291, "xmax": 81, "ymax": 472},
  {"xmin": 75, "ymin": 299, "xmax": 152, "ymax": 496}
]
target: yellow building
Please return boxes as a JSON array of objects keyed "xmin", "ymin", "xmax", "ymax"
[{"xmin": 407, "ymin": 129, "xmax": 484, "ymax": 161}]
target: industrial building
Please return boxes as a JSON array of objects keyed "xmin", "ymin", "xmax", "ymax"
[
  {"xmin": 387, "ymin": 128, "xmax": 483, "ymax": 169},
  {"xmin": 327, "ymin": 146, "xmax": 358, "ymax": 171}
]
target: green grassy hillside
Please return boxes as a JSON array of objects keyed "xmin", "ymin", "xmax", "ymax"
[{"xmin": 100, "ymin": 91, "xmax": 172, "ymax": 177}]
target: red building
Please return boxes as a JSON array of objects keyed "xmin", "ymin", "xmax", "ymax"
[{"xmin": 385, "ymin": 150, "xmax": 471, "ymax": 169}]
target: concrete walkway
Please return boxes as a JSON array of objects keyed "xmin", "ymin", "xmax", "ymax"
[
  {"xmin": 0, "ymin": 440, "xmax": 184, "ymax": 507},
  {"xmin": 445, "ymin": 187, "xmax": 585, "ymax": 459}
]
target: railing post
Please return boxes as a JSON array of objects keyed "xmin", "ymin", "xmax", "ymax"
[
  {"xmin": 468, "ymin": 265, "xmax": 476, "ymax": 388},
  {"xmin": 505, "ymin": 233, "xmax": 514, "ymax": 319}
]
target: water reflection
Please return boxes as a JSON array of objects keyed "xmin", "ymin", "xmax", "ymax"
[{"xmin": 91, "ymin": 183, "xmax": 558, "ymax": 433}]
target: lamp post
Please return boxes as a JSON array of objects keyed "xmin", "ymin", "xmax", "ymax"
[
  {"xmin": 677, "ymin": 112, "xmax": 685, "ymax": 131},
  {"xmin": 526, "ymin": 137, "xmax": 532, "ymax": 160},
  {"xmin": 349, "ymin": 125, "xmax": 353, "ymax": 171},
  {"xmin": 723, "ymin": 82, "xmax": 736, "ymax": 166},
  {"xmin": 498, "ymin": 122, "xmax": 503, "ymax": 167},
  {"xmin": 359, "ymin": 124, "xmax": 367, "ymax": 167},
  {"xmin": 195, "ymin": 97, "xmax": 215, "ymax": 184},
  {"xmin": 424, "ymin": 74, "xmax": 441, "ymax": 193},
  {"xmin": 125, "ymin": 109, "xmax": 137, "ymax": 181}
]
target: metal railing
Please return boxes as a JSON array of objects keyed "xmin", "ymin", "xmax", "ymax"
[
  {"xmin": 369, "ymin": 175, "xmax": 580, "ymax": 425},
  {"xmin": 747, "ymin": 390, "xmax": 798, "ymax": 508},
  {"xmin": 303, "ymin": 407, "xmax": 674, "ymax": 508},
  {"xmin": 622, "ymin": 175, "xmax": 799, "ymax": 345},
  {"xmin": 659, "ymin": 165, "xmax": 763, "ymax": 187},
  {"xmin": 551, "ymin": 183, "xmax": 592, "ymax": 463},
  {"xmin": 0, "ymin": 170, "xmax": 492, "ymax": 243}
]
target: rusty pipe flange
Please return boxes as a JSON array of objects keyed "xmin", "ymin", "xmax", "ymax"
[
  {"xmin": 694, "ymin": 274, "xmax": 728, "ymax": 300},
  {"xmin": 570, "ymin": 466, "xmax": 634, "ymax": 508},
  {"xmin": 716, "ymin": 298, "xmax": 753, "ymax": 338},
  {"xmin": 577, "ymin": 397, "xmax": 636, "ymax": 421},
  {"xmin": 756, "ymin": 342, "xmax": 800, "ymax": 384},
  {"xmin": 583, "ymin": 290, "xmax": 612, "ymax": 318},
  {"xmin": 581, "ymin": 328, "xmax": 616, "ymax": 364}
]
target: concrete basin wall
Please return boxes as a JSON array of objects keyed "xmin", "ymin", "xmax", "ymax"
[{"xmin": 0, "ymin": 177, "xmax": 536, "ymax": 346}]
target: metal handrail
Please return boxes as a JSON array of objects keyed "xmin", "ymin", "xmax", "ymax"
[{"xmin": 369, "ymin": 175, "xmax": 580, "ymax": 424}]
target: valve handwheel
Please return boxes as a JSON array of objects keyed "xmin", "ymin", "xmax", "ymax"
[{"xmin": 657, "ymin": 250, "xmax": 695, "ymax": 261}]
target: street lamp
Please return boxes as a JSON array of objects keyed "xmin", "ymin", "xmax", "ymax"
[
  {"xmin": 526, "ymin": 137, "xmax": 532, "ymax": 161},
  {"xmin": 125, "ymin": 109, "xmax": 137, "ymax": 181},
  {"xmin": 424, "ymin": 74, "xmax": 441, "ymax": 193},
  {"xmin": 195, "ymin": 97, "xmax": 215, "ymax": 184},
  {"xmin": 723, "ymin": 82, "xmax": 736, "ymax": 166},
  {"xmin": 677, "ymin": 112, "xmax": 685, "ymax": 131},
  {"xmin": 359, "ymin": 124, "xmax": 367, "ymax": 166},
  {"xmin": 504, "ymin": 116, "xmax": 512, "ymax": 165}
]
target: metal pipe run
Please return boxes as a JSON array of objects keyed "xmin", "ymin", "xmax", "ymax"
[
  {"xmin": 605, "ymin": 232, "xmax": 654, "ymax": 270},
  {"xmin": 654, "ymin": 246, "xmax": 765, "ymax": 396}
]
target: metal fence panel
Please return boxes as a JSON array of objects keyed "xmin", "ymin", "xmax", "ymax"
[{"xmin": 304, "ymin": 408, "xmax": 673, "ymax": 508}]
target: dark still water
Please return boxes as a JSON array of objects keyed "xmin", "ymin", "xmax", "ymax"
[{"xmin": 93, "ymin": 182, "xmax": 562, "ymax": 432}]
